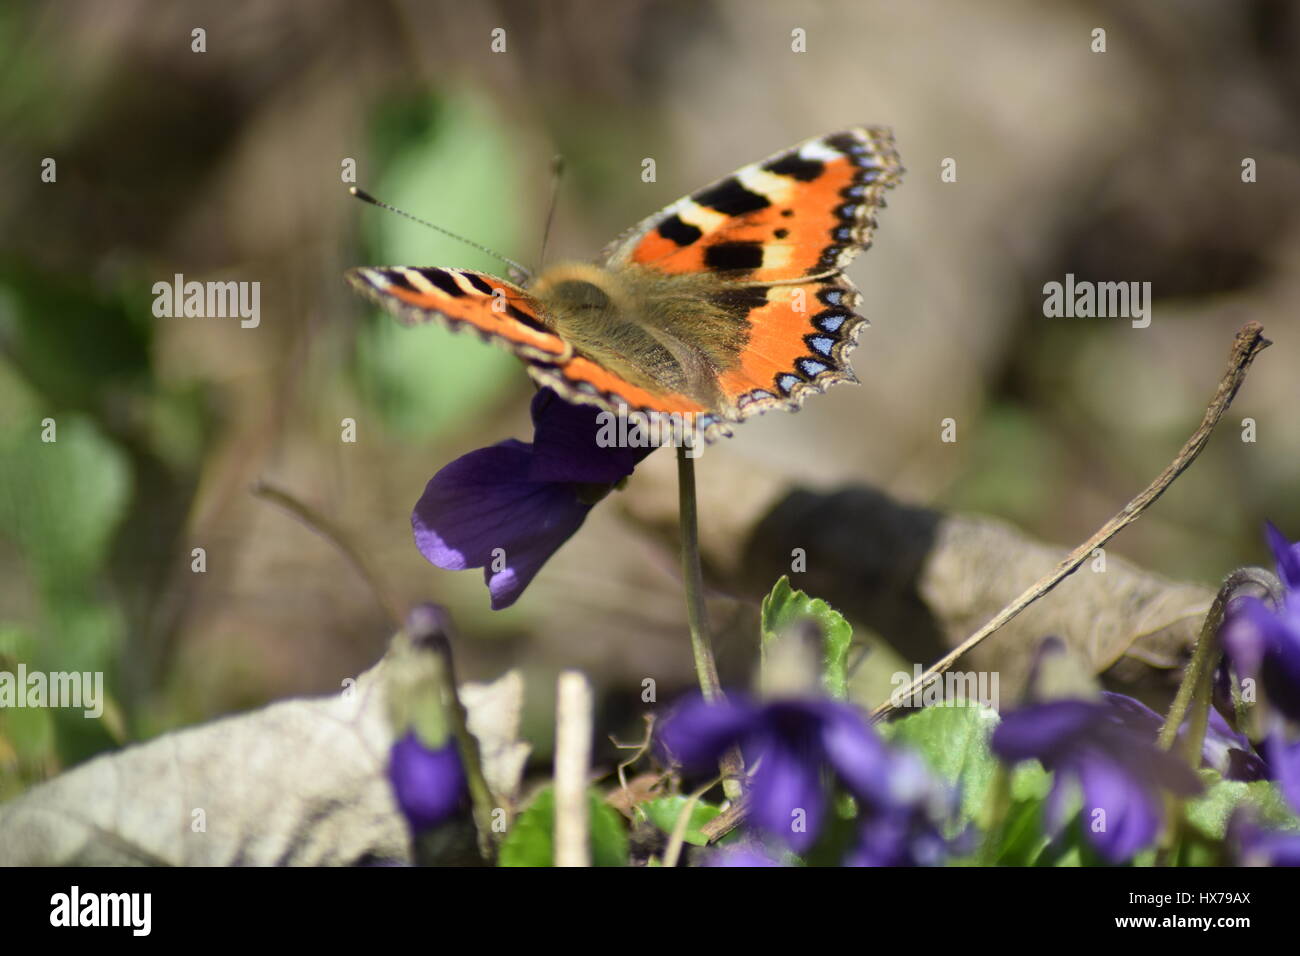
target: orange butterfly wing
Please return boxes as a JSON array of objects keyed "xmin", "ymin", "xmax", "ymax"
[
  {"xmin": 600, "ymin": 127, "xmax": 902, "ymax": 426},
  {"xmin": 348, "ymin": 129, "xmax": 902, "ymax": 441},
  {"xmin": 349, "ymin": 264, "xmax": 724, "ymax": 434},
  {"xmin": 346, "ymin": 266, "xmax": 569, "ymax": 363},
  {"xmin": 711, "ymin": 277, "xmax": 869, "ymax": 418},
  {"xmin": 525, "ymin": 356, "xmax": 713, "ymax": 420},
  {"xmin": 603, "ymin": 127, "xmax": 901, "ymax": 282}
]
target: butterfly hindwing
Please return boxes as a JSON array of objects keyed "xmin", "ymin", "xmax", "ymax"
[
  {"xmin": 346, "ymin": 266, "xmax": 570, "ymax": 363},
  {"xmin": 710, "ymin": 276, "xmax": 868, "ymax": 418},
  {"xmin": 523, "ymin": 273, "xmax": 869, "ymax": 435},
  {"xmin": 524, "ymin": 356, "xmax": 730, "ymax": 439},
  {"xmin": 602, "ymin": 127, "xmax": 902, "ymax": 283}
]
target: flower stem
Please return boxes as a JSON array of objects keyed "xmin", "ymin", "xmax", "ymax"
[
  {"xmin": 676, "ymin": 445, "xmax": 745, "ymax": 800},
  {"xmin": 676, "ymin": 446, "xmax": 722, "ymax": 701},
  {"xmin": 434, "ymin": 641, "xmax": 499, "ymax": 862},
  {"xmin": 1154, "ymin": 569, "xmax": 1276, "ymax": 866},
  {"xmin": 1157, "ymin": 567, "xmax": 1280, "ymax": 761}
]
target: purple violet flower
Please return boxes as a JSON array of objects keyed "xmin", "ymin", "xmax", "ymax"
[
  {"xmin": 1219, "ymin": 523, "xmax": 1300, "ymax": 814},
  {"xmin": 1266, "ymin": 521, "xmax": 1300, "ymax": 593},
  {"xmin": 1222, "ymin": 591, "xmax": 1300, "ymax": 724},
  {"xmin": 660, "ymin": 694, "xmax": 951, "ymax": 861},
  {"xmin": 843, "ymin": 759, "xmax": 960, "ymax": 867},
  {"xmin": 1267, "ymin": 734, "xmax": 1300, "ymax": 816},
  {"xmin": 412, "ymin": 388, "xmax": 653, "ymax": 609},
  {"xmin": 388, "ymin": 731, "xmax": 468, "ymax": 832},
  {"xmin": 660, "ymin": 695, "xmax": 884, "ymax": 852},
  {"xmin": 1229, "ymin": 811, "xmax": 1300, "ymax": 866},
  {"xmin": 991, "ymin": 693, "xmax": 1203, "ymax": 863},
  {"xmin": 1100, "ymin": 691, "xmax": 1265, "ymax": 781},
  {"xmin": 704, "ymin": 845, "xmax": 785, "ymax": 867}
]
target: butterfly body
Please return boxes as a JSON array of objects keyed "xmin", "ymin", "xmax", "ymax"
[
  {"xmin": 527, "ymin": 260, "xmax": 750, "ymax": 411},
  {"xmin": 349, "ymin": 127, "xmax": 903, "ymax": 440}
]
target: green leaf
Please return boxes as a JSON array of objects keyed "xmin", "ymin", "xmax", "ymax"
[
  {"xmin": 883, "ymin": 701, "xmax": 1001, "ymax": 828},
  {"xmin": 642, "ymin": 796, "xmax": 722, "ymax": 846},
  {"xmin": 1185, "ymin": 772, "xmax": 1300, "ymax": 840},
  {"xmin": 988, "ymin": 792, "xmax": 1051, "ymax": 866},
  {"xmin": 498, "ymin": 787, "xmax": 628, "ymax": 867},
  {"xmin": 1010, "ymin": 761, "xmax": 1052, "ymax": 802},
  {"xmin": 760, "ymin": 576, "xmax": 853, "ymax": 698},
  {"xmin": 982, "ymin": 763, "xmax": 1053, "ymax": 865}
]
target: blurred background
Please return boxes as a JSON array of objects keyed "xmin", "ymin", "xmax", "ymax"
[{"xmin": 1, "ymin": 0, "xmax": 1298, "ymax": 798}]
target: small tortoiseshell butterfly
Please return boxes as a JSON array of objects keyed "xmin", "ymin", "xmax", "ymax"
[{"xmin": 347, "ymin": 127, "xmax": 902, "ymax": 441}]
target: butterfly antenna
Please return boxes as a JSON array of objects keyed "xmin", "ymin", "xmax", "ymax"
[
  {"xmin": 537, "ymin": 154, "xmax": 565, "ymax": 269},
  {"xmin": 349, "ymin": 187, "xmax": 532, "ymax": 282}
]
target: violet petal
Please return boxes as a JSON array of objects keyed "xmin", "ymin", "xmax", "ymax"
[
  {"xmin": 658, "ymin": 695, "xmax": 760, "ymax": 771},
  {"xmin": 388, "ymin": 732, "xmax": 467, "ymax": 832},
  {"xmin": 748, "ymin": 736, "xmax": 826, "ymax": 854},
  {"xmin": 411, "ymin": 440, "xmax": 593, "ymax": 609}
]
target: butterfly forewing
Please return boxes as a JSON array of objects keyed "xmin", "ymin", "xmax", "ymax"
[
  {"xmin": 601, "ymin": 127, "xmax": 902, "ymax": 283},
  {"xmin": 597, "ymin": 128, "xmax": 901, "ymax": 424},
  {"xmin": 346, "ymin": 266, "xmax": 569, "ymax": 363}
]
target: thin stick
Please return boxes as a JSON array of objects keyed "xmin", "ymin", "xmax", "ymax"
[
  {"xmin": 699, "ymin": 793, "xmax": 749, "ymax": 845},
  {"xmin": 871, "ymin": 322, "xmax": 1270, "ymax": 722},
  {"xmin": 251, "ymin": 480, "xmax": 404, "ymax": 626},
  {"xmin": 554, "ymin": 671, "xmax": 593, "ymax": 867},
  {"xmin": 612, "ymin": 714, "xmax": 656, "ymax": 798}
]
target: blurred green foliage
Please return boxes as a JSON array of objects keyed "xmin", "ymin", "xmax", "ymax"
[
  {"xmin": 0, "ymin": 300, "xmax": 135, "ymax": 785},
  {"xmin": 352, "ymin": 92, "xmax": 525, "ymax": 441},
  {"xmin": 0, "ymin": 75, "xmax": 550, "ymax": 786}
]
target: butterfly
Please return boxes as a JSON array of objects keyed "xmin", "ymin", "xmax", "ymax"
[{"xmin": 347, "ymin": 127, "xmax": 903, "ymax": 441}]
